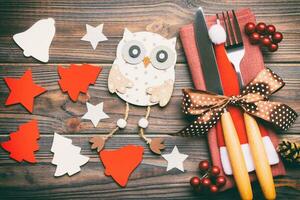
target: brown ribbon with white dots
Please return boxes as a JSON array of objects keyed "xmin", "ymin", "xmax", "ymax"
[{"xmin": 180, "ymin": 68, "xmax": 298, "ymax": 136}]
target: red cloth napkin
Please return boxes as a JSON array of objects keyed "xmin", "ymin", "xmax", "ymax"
[{"xmin": 179, "ymin": 8, "xmax": 286, "ymax": 190}]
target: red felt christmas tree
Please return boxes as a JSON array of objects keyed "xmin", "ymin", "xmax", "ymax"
[
  {"xmin": 1, "ymin": 120, "xmax": 40, "ymax": 163},
  {"xmin": 58, "ymin": 64, "xmax": 102, "ymax": 101}
]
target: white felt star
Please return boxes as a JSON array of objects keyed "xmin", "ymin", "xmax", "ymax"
[
  {"xmin": 81, "ymin": 24, "xmax": 108, "ymax": 49},
  {"xmin": 82, "ymin": 102, "xmax": 109, "ymax": 127},
  {"xmin": 162, "ymin": 146, "xmax": 188, "ymax": 172}
]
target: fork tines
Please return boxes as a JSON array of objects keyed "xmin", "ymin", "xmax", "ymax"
[{"xmin": 216, "ymin": 10, "xmax": 243, "ymax": 49}]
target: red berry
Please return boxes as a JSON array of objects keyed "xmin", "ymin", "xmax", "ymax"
[
  {"xmin": 261, "ymin": 36, "xmax": 272, "ymax": 47},
  {"xmin": 266, "ymin": 25, "xmax": 276, "ymax": 35},
  {"xmin": 244, "ymin": 22, "xmax": 256, "ymax": 35},
  {"xmin": 216, "ymin": 176, "xmax": 227, "ymax": 187},
  {"xmin": 272, "ymin": 32, "xmax": 283, "ymax": 43},
  {"xmin": 190, "ymin": 176, "xmax": 201, "ymax": 187},
  {"xmin": 199, "ymin": 160, "xmax": 210, "ymax": 171},
  {"xmin": 249, "ymin": 32, "xmax": 261, "ymax": 44},
  {"xmin": 211, "ymin": 166, "xmax": 220, "ymax": 176},
  {"xmin": 256, "ymin": 22, "xmax": 267, "ymax": 34},
  {"xmin": 210, "ymin": 184, "xmax": 219, "ymax": 193},
  {"xmin": 268, "ymin": 43, "xmax": 278, "ymax": 52},
  {"xmin": 201, "ymin": 177, "xmax": 211, "ymax": 187}
]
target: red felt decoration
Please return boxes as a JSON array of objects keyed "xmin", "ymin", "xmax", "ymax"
[
  {"xmin": 4, "ymin": 69, "xmax": 46, "ymax": 113},
  {"xmin": 1, "ymin": 120, "xmax": 40, "ymax": 163},
  {"xmin": 99, "ymin": 145, "xmax": 144, "ymax": 187},
  {"xmin": 58, "ymin": 64, "xmax": 102, "ymax": 101}
]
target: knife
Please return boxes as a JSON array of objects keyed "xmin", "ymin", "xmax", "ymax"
[
  {"xmin": 194, "ymin": 8, "xmax": 253, "ymax": 199},
  {"xmin": 194, "ymin": 7, "xmax": 223, "ymax": 95}
]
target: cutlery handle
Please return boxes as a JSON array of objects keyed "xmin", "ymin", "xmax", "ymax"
[
  {"xmin": 244, "ymin": 113, "xmax": 276, "ymax": 200},
  {"xmin": 221, "ymin": 110, "xmax": 253, "ymax": 200}
]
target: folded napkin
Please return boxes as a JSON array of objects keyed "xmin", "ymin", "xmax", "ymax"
[{"xmin": 179, "ymin": 8, "xmax": 286, "ymax": 190}]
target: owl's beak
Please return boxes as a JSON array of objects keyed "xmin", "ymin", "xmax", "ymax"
[{"xmin": 143, "ymin": 56, "xmax": 151, "ymax": 68}]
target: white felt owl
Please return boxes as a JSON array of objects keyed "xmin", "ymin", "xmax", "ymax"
[
  {"xmin": 95, "ymin": 28, "xmax": 177, "ymax": 154},
  {"xmin": 108, "ymin": 28, "xmax": 177, "ymax": 107}
]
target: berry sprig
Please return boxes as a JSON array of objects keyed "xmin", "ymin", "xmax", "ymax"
[
  {"xmin": 244, "ymin": 22, "xmax": 283, "ymax": 52},
  {"xmin": 190, "ymin": 160, "xmax": 226, "ymax": 194}
]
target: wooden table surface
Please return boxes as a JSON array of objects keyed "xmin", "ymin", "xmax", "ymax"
[{"xmin": 0, "ymin": 1, "xmax": 299, "ymax": 199}]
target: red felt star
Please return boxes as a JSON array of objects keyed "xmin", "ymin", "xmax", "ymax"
[
  {"xmin": 58, "ymin": 64, "xmax": 102, "ymax": 101},
  {"xmin": 4, "ymin": 69, "xmax": 46, "ymax": 113},
  {"xmin": 1, "ymin": 120, "xmax": 40, "ymax": 163}
]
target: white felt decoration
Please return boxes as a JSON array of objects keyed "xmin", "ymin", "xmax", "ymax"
[
  {"xmin": 221, "ymin": 136, "xmax": 279, "ymax": 175},
  {"xmin": 208, "ymin": 19, "xmax": 226, "ymax": 45},
  {"xmin": 262, "ymin": 136, "xmax": 280, "ymax": 165},
  {"xmin": 162, "ymin": 146, "xmax": 188, "ymax": 172},
  {"xmin": 82, "ymin": 102, "xmax": 109, "ymax": 127},
  {"xmin": 220, "ymin": 143, "xmax": 254, "ymax": 175},
  {"xmin": 13, "ymin": 18, "xmax": 55, "ymax": 63},
  {"xmin": 138, "ymin": 117, "xmax": 148, "ymax": 128},
  {"xmin": 81, "ymin": 24, "xmax": 108, "ymax": 50},
  {"xmin": 51, "ymin": 133, "xmax": 89, "ymax": 177},
  {"xmin": 117, "ymin": 118, "xmax": 127, "ymax": 129},
  {"xmin": 108, "ymin": 29, "xmax": 177, "ymax": 107}
]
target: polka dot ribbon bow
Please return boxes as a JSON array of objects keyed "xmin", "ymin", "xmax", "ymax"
[{"xmin": 180, "ymin": 68, "xmax": 298, "ymax": 136}]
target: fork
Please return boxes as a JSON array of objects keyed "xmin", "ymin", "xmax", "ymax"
[
  {"xmin": 217, "ymin": 11, "xmax": 244, "ymax": 88},
  {"xmin": 218, "ymin": 10, "xmax": 276, "ymax": 199}
]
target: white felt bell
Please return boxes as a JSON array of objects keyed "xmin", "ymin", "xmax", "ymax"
[{"xmin": 13, "ymin": 18, "xmax": 56, "ymax": 63}]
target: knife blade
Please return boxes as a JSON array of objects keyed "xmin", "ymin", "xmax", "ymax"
[{"xmin": 194, "ymin": 7, "xmax": 223, "ymax": 95}]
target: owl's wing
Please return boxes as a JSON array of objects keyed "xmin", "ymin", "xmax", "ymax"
[
  {"xmin": 108, "ymin": 64, "xmax": 133, "ymax": 94},
  {"xmin": 146, "ymin": 79, "xmax": 174, "ymax": 107}
]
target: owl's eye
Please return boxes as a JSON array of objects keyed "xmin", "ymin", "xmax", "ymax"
[
  {"xmin": 129, "ymin": 45, "xmax": 141, "ymax": 58},
  {"xmin": 150, "ymin": 46, "xmax": 175, "ymax": 70},
  {"xmin": 122, "ymin": 40, "xmax": 146, "ymax": 64},
  {"xmin": 156, "ymin": 50, "xmax": 168, "ymax": 63}
]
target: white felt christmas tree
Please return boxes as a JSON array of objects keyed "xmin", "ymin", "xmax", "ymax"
[{"xmin": 51, "ymin": 133, "xmax": 89, "ymax": 177}]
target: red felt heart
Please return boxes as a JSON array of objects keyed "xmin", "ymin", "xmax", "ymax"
[{"xmin": 99, "ymin": 145, "xmax": 144, "ymax": 187}]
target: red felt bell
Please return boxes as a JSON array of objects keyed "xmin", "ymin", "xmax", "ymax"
[{"xmin": 99, "ymin": 145, "xmax": 144, "ymax": 187}]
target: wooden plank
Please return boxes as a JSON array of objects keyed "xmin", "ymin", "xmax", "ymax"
[
  {"xmin": 0, "ymin": 0, "xmax": 299, "ymax": 63},
  {"xmin": 0, "ymin": 1, "xmax": 299, "ymax": 199},
  {"xmin": 0, "ymin": 63, "xmax": 299, "ymax": 135},
  {"xmin": 0, "ymin": 135, "xmax": 299, "ymax": 199}
]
